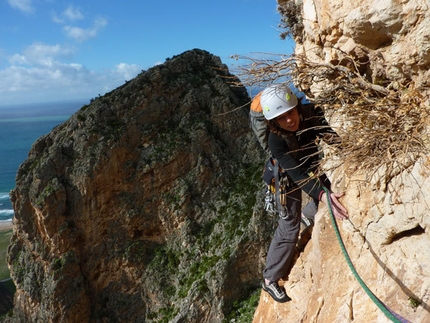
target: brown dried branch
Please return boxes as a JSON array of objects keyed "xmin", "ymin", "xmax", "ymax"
[{"xmin": 232, "ymin": 52, "xmax": 430, "ymax": 180}]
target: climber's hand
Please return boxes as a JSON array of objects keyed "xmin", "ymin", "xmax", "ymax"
[{"xmin": 321, "ymin": 192, "xmax": 349, "ymax": 220}]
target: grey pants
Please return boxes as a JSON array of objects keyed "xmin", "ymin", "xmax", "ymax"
[
  {"xmin": 263, "ymin": 188, "xmax": 318, "ymax": 282},
  {"xmin": 302, "ymin": 198, "xmax": 319, "ymax": 220}
]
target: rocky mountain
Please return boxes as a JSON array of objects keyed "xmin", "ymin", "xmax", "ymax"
[
  {"xmin": 252, "ymin": 1, "xmax": 430, "ymax": 322},
  {"xmin": 5, "ymin": 49, "xmax": 272, "ymax": 322},
  {"xmin": 5, "ymin": 1, "xmax": 430, "ymax": 322}
]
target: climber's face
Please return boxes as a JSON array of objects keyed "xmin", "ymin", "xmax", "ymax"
[{"xmin": 276, "ymin": 108, "xmax": 299, "ymax": 132}]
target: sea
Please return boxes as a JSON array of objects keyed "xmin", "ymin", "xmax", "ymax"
[{"xmin": 0, "ymin": 100, "xmax": 86, "ymax": 223}]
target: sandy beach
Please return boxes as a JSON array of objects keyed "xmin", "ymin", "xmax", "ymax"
[{"xmin": 0, "ymin": 221, "xmax": 13, "ymax": 232}]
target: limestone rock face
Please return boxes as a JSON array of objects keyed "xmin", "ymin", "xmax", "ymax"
[
  {"xmin": 252, "ymin": 1, "xmax": 430, "ymax": 322},
  {"xmin": 253, "ymin": 159, "xmax": 430, "ymax": 322},
  {"xmin": 293, "ymin": 0, "xmax": 430, "ymax": 89},
  {"xmin": 7, "ymin": 49, "xmax": 270, "ymax": 323}
]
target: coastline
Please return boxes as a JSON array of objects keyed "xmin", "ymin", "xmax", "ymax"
[{"xmin": 0, "ymin": 220, "xmax": 13, "ymax": 232}]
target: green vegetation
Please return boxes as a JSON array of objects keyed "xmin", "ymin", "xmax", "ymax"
[
  {"xmin": 223, "ymin": 289, "xmax": 261, "ymax": 323},
  {"xmin": 35, "ymin": 180, "xmax": 58, "ymax": 208},
  {"xmin": 77, "ymin": 114, "xmax": 86, "ymax": 122},
  {"xmin": 50, "ymin": 257, "xmax": 64, "ymax": 272},
  {"xmin": 0, "ymin": 230, "xmax": 15, "ymax": 319},
  {"xmin": 0, "ymin": 229, "xmax": 12, "ymax": 280},
  {"xmin": 147, "ymin": 306, "xmax": 178, "ymax": 323},
  {"xmin": 140, "ymin": 118, "xmax": 192, "ymax": 167},
  {"xmin": 2, "ymin": 278, "xmax": 16, "ymax": 294},
  {"xmin": 144, "ymin": 162, "xmax": 262, "ymax": 322},
  {"xmin": 408, "ymin": 296, "xmax": 422, "ymax": 310}
]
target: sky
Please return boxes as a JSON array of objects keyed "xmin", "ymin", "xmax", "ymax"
[{"xmin": 0, "ymin": 0, "xmax": 295, "ymax": 107}]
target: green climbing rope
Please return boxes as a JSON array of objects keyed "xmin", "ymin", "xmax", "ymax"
[{"xmin": 323, "ymin": 187, "xmax": 408, "ymax": 323}]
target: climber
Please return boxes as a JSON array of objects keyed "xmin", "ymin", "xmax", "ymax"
[
  {"xmin": 259, "ymin": 84, "xmax": 348, "ymax": 303},
  {"xmin": 251, "ymin": 89, "xmax": 316, "ymax": 250}
]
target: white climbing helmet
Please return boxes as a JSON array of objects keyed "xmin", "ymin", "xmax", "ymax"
[{"xmin": 260, "ymin": 84, "xmax": 298, "ymax": 120}]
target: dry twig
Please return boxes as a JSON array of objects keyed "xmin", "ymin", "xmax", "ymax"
[{"xmin": 232, "ymin": 52, "xmax": 430, "ymax": 182}]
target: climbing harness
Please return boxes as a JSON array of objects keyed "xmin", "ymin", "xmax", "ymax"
[
  {"xmin": 323, "ymin": 187, "xmax": 412, "ymax": 323},
  {"xmin": 262, "ymin": 157, "xmax": 293, "ymax": 220}
]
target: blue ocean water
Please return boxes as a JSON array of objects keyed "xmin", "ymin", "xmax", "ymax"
[{"xmin": 0, "ymin": 100, "xmax": 85, "ymax": 222}]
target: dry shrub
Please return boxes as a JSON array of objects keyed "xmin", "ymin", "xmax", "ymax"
[
  {"xmin": 232, "ymin": 52, "xmax": 430, "ymax": 181},
  {"xmin": 277, "ymin": 1, "xmax": 304, "ymax": 42}
]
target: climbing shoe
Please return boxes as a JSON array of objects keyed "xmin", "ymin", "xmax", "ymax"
[{"xmin": 262, "ymin": 281, "xmax": 291, "ymax": 303}]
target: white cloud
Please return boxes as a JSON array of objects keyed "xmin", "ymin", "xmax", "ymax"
[
  {"xmin": 0, "ymin": 42, "xmax": 142, "ymax": 105},
  {"xmin": 0, "ymin": 61, "xmax": 100, "ymax": 103},
  {"xmin": 63, "ymin": 17, "xmax": 108, "ymax": 42},
  {"xmin": 52, "ymin": 5, "xmax": 84, "ymax": 24},
  {"xmin": 116, "ymin": 63, "xmax": 141, "ymax": 81},
  {"xmin": 2, "ymin": 43, "xmax": 83, "ymax": 93},
  {"xmin": 28, "ymin": 43, "xmax": 74, "ymax": 58},
  {"xmin": 9, "ymin": 54, "xmax": 28, "ymax": 65},
  {"xmin": 63, "ymin": 6, "xmax": 84, "ymax": 21},
  {"xmin": 1, "ymin": 5, "xmax": 127, "ymax": 105},
  {"xmin": 7, "ymin": 0, "xmax": 33, "ymax": 13},
  {"xmin": 12, "ymin": 43, "xmax": 75, "ymax": 67}
]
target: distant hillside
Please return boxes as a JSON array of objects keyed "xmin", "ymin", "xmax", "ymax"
[{"xmin": 5, "ymin": 48, "xmax": 270, "ymax": 323}]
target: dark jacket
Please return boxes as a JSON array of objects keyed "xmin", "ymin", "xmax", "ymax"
[{"xmin": 268, "ymin": 104, "xmax": 336, "ymax": 200}]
